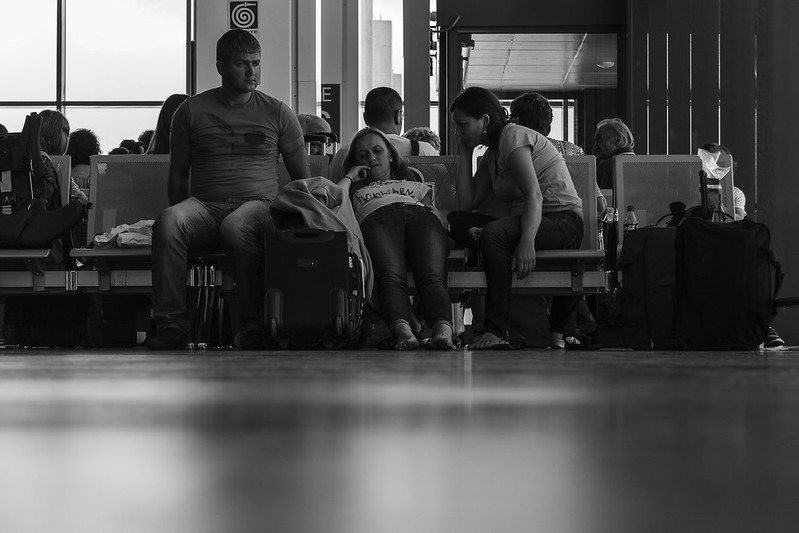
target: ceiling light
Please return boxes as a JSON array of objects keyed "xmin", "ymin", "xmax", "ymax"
[{"xmin": 597, "ymin": 60, "xmax": 615, "ymax": 69}]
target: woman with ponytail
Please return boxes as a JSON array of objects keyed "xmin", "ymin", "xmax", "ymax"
[{"xmin": 448, "ymin": 87, "xmax": 584, "ymax": 349}]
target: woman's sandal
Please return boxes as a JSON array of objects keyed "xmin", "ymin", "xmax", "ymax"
[
  {"xmin": 564, "ymin": 333, "xmax": 602, "ymax": 351},
  {"xmin": 492, "ymin": 336, "xmax": 528, "ymax": 351}
]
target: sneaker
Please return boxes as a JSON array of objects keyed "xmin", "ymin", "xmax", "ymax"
[
  {"xmin": 764, "ymin": 326, "xmax": 785, "ymax": 349},
  {"xmin": 146, "ymin": 328, "xmax": 188, "ymax": 350}
]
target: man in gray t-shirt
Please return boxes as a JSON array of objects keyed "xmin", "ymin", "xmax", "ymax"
[{"xmin": 147, "ymin": 30, "xmax": 310, "ymax": 350}]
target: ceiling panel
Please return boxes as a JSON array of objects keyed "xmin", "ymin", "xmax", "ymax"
[{"xmin": 463, "ymin": 32, "xmax": 618, "ymax": 92}]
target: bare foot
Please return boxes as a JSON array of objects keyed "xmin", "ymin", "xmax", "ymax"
[
  {"xmin": 393, "ymin": 321, "xmax": 420, "ymax": 350},
  {"xmin": 428, "ymin": 323, "xmax": 456, "ymax": 350},
  {"xmin": 468, "ymin": 331, "xmax": 503, "ymax": 350}
]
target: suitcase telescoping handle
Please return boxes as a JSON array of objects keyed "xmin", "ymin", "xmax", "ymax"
[{"xmin": 276, "ymin": 228, "xmax": 336, "ymax": 244}]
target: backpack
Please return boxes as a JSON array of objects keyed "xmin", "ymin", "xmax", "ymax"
[
  {"xmin": 0, "ymin": 112, "xmax": 83, "ymax": 252},
  {"xmin": 0, "ymin": 112, "xmax": 59, "ymax": 214}
]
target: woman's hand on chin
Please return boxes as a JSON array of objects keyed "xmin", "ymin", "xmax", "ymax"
[{"xmin": 345, "ymin": 165, "xmax": 370, "ymax": 183}]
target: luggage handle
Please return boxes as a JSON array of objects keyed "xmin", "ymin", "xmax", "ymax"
[{"xmin": 276, "ymin": 228, "xmax": 336, "ymax": 244}]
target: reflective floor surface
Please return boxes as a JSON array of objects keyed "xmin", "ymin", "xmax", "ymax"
[{"xmin": 1, "ymin": 347, "xmax": 798, "ymax": 533}]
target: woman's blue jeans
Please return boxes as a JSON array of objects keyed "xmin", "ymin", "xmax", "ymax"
[
  {"xmin": 447, "ymin": 210, "xmax": 584, "ymax": 338},
  {"xmin": 151, "ymin": 196, "xmax": 273, "ymax": 335},
  {"xmin": 361, "ymin": 204, "xmax": 452, "ymax": 331}
]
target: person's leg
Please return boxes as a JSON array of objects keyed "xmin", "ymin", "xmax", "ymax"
[
  {"xmin": 150, "ymin": 198, "xmax": 223, "ymax": 348},
  {"xmin": 476, "ymin": 215, "xmax": 522, "ymax": 346},
  {"xmin": 219, "ymin": 198, "xmax": 273, "ymax": 342},
  {"xmin": 405, "ymin": 207, "xmax": 454, "ymax": 349},
  {"xmin": 361, "ymin": 207, "xmax": 418, "ymax": 350},
  {"xmin": 447, "ymin": 211, "xmax": 496, "ymax": 247},
  {"xmin": 533, "ymin": 211, "xmax": 584, "ymax": 342}
]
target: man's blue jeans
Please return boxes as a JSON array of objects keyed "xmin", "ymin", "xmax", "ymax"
[
  {"xmin": 361, "ymin": 204, "xmax": 452, "ymax": 332},
  {"xmin": 151, "ymin": 196, "xmax": 273, "ymax": 335}
]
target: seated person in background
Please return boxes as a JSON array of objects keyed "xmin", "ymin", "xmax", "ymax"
[
  {"xmin": 119, "ymin": 139, "xmax": 145, "ymax": 154},
  {"xmin": 0, "ymin": 122, "xmax": 7, "ymax": 133},
  {"xmin": 3, "ymin": 110, "xmax": 84, "ymax": 345},
  {"xmin": 338, "ymin": 127, "xmax": 454, "ymax": 350},
  {"xmin": 448, "ymin": 87, "xmax": 584, "ymax": 350},
  {"xmin": 511, "ymin": 91, "xmax": 607, "ymax": 217},
  {"xmin": 138, "ymin": 129, "xmax": 154, "ymax": 151},
  {"xmin": 403, "ymin": 126, "xmax": 441, "ymax": 153},
  {"xmin": 297, "ymin": 113, "xmax": 332, "ymax": 156},
  {"xmin": 593, "ymin": 117, "xmax": 635, "ymax": 189},
  {"xmin": 147, "ymin": 29, "xmax": 310, "ymax": 350},
  {"xmin": 698, "ymin": 142, "xmax": 746, "ymax": 221},
  {"xmin": 108, "ymin": 147, "xmax": 130, "ymax": 155},
  {"xmin": 698, "ymin": 142, "xmax": 784, "ymax": 349},
  {"xmin": 39, "ymin": 110, "xmax": 88, "ymax": 206},
  {"xmin": 329, "ymin": 87, "xmax": 438, "ymax": 182},
  {"xmin": 67, "ymin": 128, "xmax": 101, "ymax": 191},
  {"xmin": 511, "ymin": 91, "xmax": 603, "ymax": 345},
  {"xmin": 146, "ymin": 94, "xmax": 190, "ymax": 155},
  {"xmin": 510, "ymin": 92, "xmax": 584, "ymax": 155}
]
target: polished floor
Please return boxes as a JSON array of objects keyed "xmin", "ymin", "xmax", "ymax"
[{"xmin": 1, "ymin": 346, "xmax": 798, "ymax": 533}]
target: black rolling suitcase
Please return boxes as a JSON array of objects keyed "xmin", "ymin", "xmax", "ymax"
[
  {"xmin": 264, "ymin": 229, "xmax": 366, "ymax": 349},
  {"xmin": 619, "ymin": 227, "xmax": 679, "ymax": 349}
]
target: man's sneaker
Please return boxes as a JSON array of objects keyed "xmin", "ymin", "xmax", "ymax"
[
  {"xmin": 146, "ymin": 328, "xmax": 188, "ymax": 350},
  {"xmin": 764, "ymin": 326, "xmax": 785, "ymax": 349}
]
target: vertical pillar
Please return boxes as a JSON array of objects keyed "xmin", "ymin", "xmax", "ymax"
[
  {"xmin": 403, "ymin": 0, "xmax": 430, "ymax": 130},
  {"xmin": 321, "ymin": 0, "xmax": 359, "ymax": 145},
  {"xmin": 758, "ymin": 0, "xmax": 799, "ymax": 343},
  {"xmin": 295, "ymin": 0, "xmax": 317, "ymax": 114}
]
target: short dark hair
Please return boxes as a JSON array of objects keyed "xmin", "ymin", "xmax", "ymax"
[
  {"xmin": 67, "ymin": 128, "xmax": 101, "ymax": 165},
  {"xmin": 510, "ymin": 92, "xmax": 553, "ymax": 136},
  {"xmin": 216, "ymin": 29, "xmax": 261, "ymax": 62},
  {"xmin": 119, "ymin": 139, "xmax": 144, "ymax": 154},
  {"xmin": 363, "ymin": 87, "xmax": 402, "ymax": 125}
]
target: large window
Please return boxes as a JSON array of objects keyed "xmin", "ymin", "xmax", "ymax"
[{"xmin": 0, "ymin": 0, "xmax": 188, "ymax": 154}]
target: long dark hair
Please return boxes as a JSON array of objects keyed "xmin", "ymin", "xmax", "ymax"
[
  {"xmin": 147, "ymin": 93, "xmax": 189, "ymax": 154},
  {"xmin": 450, "ymin": 86, "xmax": 510, "ymax": 148},
  {"xmin": 38, "ymin": 109, "xmax": 70, "ymax": 156}
]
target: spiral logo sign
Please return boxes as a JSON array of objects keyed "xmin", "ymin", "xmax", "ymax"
[{"xmin": 230, "ymin": 2, "xmax": 258, "ymax": 30}]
